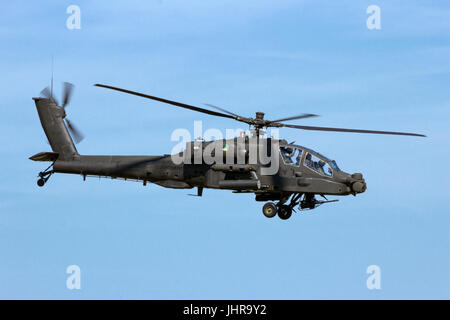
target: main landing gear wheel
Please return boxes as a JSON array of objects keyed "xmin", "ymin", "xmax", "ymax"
[
  {"xmin": 262, "ymin": 202, "xmax": 277, "ymax": 218},
  {"xmin": 278, "ymin": 205, "xmax": 292, "ymax": 220},
  {"xmin": 37, "ymin": 178, "xmax": 46, "ymax": 187}
]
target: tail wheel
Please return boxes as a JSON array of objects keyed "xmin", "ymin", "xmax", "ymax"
[
  {"xmin": 37, "ymin": 178, "xmax": 45, "ymax": 187},
  {"xmin": 278, "ymin": 205, "xmax": 292, "ymax": 220},
  {"xmin": 262, "ymin": 202, "xmax": 277, "ymax": 218}
]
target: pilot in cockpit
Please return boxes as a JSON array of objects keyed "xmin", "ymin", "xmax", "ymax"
[
  {"xmin": 305, "ymin": 153, "xmax": 313, "ymax": 168},
  {"xmin": 295, "ymin": 151, "xmax": 302, "ymax": 166},
  {"xmin": 317, "ymin": 160, "xmax": 326, "ymax": 175},
  {"xmin": 284, "ymin": 147, "xmax": 295, "ymax": 164}
]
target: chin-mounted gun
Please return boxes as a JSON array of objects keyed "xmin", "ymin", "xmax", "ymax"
[{"xmin": 299, "ymin": 194, "xmax": 339, "ymax": 210}]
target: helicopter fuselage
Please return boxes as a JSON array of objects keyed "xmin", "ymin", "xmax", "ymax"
[{"xmin": 49, "ymin": 136, "xmax": 366, "ymax": 200}]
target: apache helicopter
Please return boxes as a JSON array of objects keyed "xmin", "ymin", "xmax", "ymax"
[{"xmin": 30, "ymin": 82, "xmax": 426, "ymax": 220}]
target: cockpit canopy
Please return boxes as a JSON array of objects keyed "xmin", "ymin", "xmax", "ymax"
[{"xmin": 279, "ymin": 145, "xmax": 340, "ymax": 177}]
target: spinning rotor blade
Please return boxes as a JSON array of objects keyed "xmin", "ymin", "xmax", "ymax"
[
  {"xmin": 281, "ymin": 123, "xmax": 426, "ymax": 137},
  {"xmin": 40, "ymin": 87, "xmax": 52, "ymax": 99},
  {"xmin": 61, "ymin": 82, "xmax": 74, "ymax": 109},
  {"xmin": 40, "ymin": 86, "xmax": 58, "ymax": 105},
  {"xmin": 270, "ymin": 113, "xmax": 319, "ymax": 123},
  {"xmin": 95, "ymin": 84, "xmax": 237, "ymax": 120},
  {"xmin": 41, "ymin": 82, "xmax": 84, "ymax": 144},
  {"xmin": 95, "ymin": 83, "xmax": 425, "ymax": 137},
  {"xmin": 203, "ymin": 103, "xmax": 241, "ymax": 118},
  {"xmin": 65, "ymin": 118, "xmax": 84, "ymax": 143},
  {"xmin": 205, "ymin": 104, "xmax": 319, "ymax": 126}
]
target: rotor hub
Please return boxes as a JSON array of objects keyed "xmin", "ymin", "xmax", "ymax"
[{"xmin": 255, "ymin": 112, "xmax": 265, "ymax": 120}]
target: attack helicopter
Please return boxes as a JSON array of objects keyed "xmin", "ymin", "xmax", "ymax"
[{"xmin": 30, "ymin": 82, "xmax": 425, "ymax": 220}]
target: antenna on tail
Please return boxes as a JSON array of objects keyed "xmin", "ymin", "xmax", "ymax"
[{"xmin": 50, "ymin": 56, "xmax": 54, "ymax": 97}]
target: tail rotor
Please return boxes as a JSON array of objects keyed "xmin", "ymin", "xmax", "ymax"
[{"xmin": 40, "ymin": 82, "xmax": 84, "ymax": 143}]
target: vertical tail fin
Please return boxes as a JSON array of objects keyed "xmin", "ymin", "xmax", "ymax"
[{"xmin": 33, "ymin": 97, "xmax": 78, "ymax": 160}]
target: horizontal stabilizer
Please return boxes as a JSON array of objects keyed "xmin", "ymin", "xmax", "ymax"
[{"xmin": 29, "ymin": 152, "xmax": 59, "ymax": 162}]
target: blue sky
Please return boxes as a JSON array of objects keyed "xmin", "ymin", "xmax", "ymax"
[{"xmin": 0, "ymin": 0, "xmax": 449, "ymax": 299}]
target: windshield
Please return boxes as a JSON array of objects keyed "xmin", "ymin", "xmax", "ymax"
[
  {"xmin": 280, "ymin": 146, "xmax": 303, "ymax": 166},
  {"xmin": 330, "ymin": 160, "xmax": 340, "ymax": 171},
  {"xmin": 304, "ymin": 152, "xmax": 333, "ymax": 176},
  {"xmin": 281, "ymin": 145, "xmax": 340, "ymax": 174},
  {"xmin": 292, "ymin": 144, "xmax": 340, "ymax": 172}
]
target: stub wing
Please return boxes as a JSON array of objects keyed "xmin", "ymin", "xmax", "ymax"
[{"xmin": 29, "ymin": 152, "xmax": 59, "ymax": 162}]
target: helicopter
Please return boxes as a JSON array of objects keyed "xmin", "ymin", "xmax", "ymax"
[{"xmin": 30, "ymin": 82, "xmax": 426, "ymax": 220}]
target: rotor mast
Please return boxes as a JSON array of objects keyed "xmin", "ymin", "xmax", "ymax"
[{"xmin": 251, "ymin": 112, "xmax": 266, "ymax": 138}]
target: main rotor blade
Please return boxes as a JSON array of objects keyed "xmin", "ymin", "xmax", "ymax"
[
  {"xmin": 65, "ymin": 118, "xmax": 84, "ymax": 143},
  {"xmin": 281, "ymin": 123, "xmax": 426, "ymax": 137},
  {"xmin": 203, "ymin": 103, "xmax": 241, "ymax": 117},
  {"xmin": 62, "ymin": 82, "xmax": 74, "ymax": 109},
  {"xmin": 269, "ymin": 113, "xmax": 319, "ymax": 123},
  {"xmin": 95, "ymin": 84, "xmax": 237, "ymax": 120}
]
